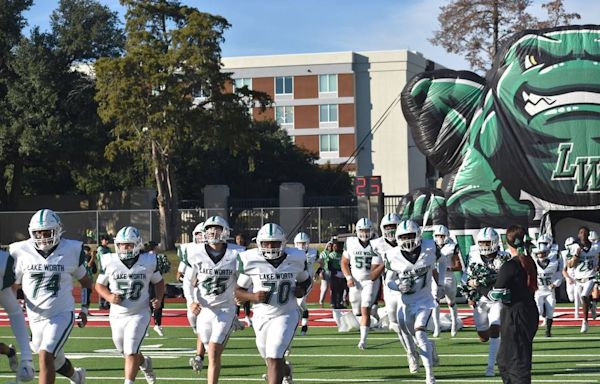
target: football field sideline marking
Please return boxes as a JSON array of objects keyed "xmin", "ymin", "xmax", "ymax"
[{"xmin": 0, "ymin": 374, "xmax": 591, "ymax": 383}]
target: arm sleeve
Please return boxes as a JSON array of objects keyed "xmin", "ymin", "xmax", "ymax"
[
  {"xmin": 73, "ymin": 265, "xmax": 87, "ymax": 280},
  {"xmin": 437, "ymin": 255, "xmax": 447, "ymax": 284},
  {"xmin": 14, "ymin": 254, "xmax": 22, "ymax": 285},
  {"xmin": 150, "ymin": 271, "xmax": 163, "ymax": 284},
  {"xmin": 96, "ymin": 273, "xmax": 109, "ymax": 286},
  {"xmin": 237, "ymin": 274, "xmax": 252, "ymax": 289},
  {"xmin": 177, "ymin": 261, "xmax": 187, "ymax": 273},
  {"xmin": 385, "ymin": 270, "xmax": 399, "ymax": 291},
  {"xmin": 182, "ymin": 266, "xmax": 197, "ymax": 303},
  {"xmin": 552, "ymin": 257, "xmax": 564, "ymax": 287}
]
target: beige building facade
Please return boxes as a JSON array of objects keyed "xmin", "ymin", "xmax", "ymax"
[{"xmin": 222, "ymin": 50, "xmax": 442, "ymax": 196}]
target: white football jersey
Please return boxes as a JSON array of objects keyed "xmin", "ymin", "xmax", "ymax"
[
  {"xmin": 185, "ymin": 243, "xmax": 239, "ymax": 309},
  {"xmin": 371, "ymin": 236, "xmax": 396, "ymax": 256},
  {"xmin": 535, "ymin": 253, "xmax": 563, "ymax": 291},
  {"xmin": 237, "ymin": 247, "xmax": 309, "ymax": 318},
  {"xmin": 384, "ymin": 239, "xmax": 437, "ymax": 306},
  {"xmin": 12, "ymin": 239, "xmax": 86, "ymax": 320},
  {"xmin": 96, "ymin": 252, "xmax": 162, "ymax": 316},
  {"xmin": 574, "ymin": 243, "xmax": 600, "ymax": 280},
  {"xmin": 561, "ymin": 249, "xmax": 575, "ymax": 277},
  {"xmin": 0, "ymin": 251, "xmax": 16, "ymax": 290},
  {"xmin": 343, "ymin": 237, "xmax": 381, "ymax": 281}
]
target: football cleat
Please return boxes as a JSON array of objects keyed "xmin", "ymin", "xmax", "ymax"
[
  {"xmin": 581, "ymin": 320, "xmax": 588, "ymax": 333},
  {"xmin": 357, "ymin": 341, "xmax": 366, "ymax": 350},
  {"xmin": 485, "ymin": 366, "xmax": 495, "ymax": 377},
  {"xmin": 189, "ymin": 355, "xmax": 204, "ymax": 373},
  {"xmin": 426, "ymin": 377, "xmax": 436, "ymax": 384},
  {"xmin": 17, "ymin": 359, "xmax": 35, "ymax": 382},
  {"xmin": 69, "ymin": 367, "xmax": 86, "ymax": 384},
  {"xmin": 407, "ymin": 352, "xmax": 419, "ymax": 374},
  {"xmin": 7, "ymin": 344, "xmax": 18, "ymax": 372},
  {"xmin": 140, "ymin": 356, "xmax": 156, "ymax": 384},
  {"xmin": 153, "ymin": 325, "xmax": 164, "ymax": 337}
]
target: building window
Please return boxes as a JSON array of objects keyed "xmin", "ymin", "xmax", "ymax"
[
  {"xmin": 275, "ymin": 106, "xmax": 294, "ymax": 125},
  {"xmin": 275, "ymin": 76, "xmax": 293, "ymax": 95},
  {"xmin": 234, "ymin": 78, "xmax": 252, "ymax": 90},
  {"xmin": 319, "ymin": 104, "xmax": 338, "ymax": 123},
  {"xmin": 319, "ymin": 74, "xmax": 338, "ymax": 93},
  {"xmin": 320, "ymin": 134, "xmax": 339, "ymax": 152}
]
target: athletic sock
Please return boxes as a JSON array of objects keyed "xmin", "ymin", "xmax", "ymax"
[
  {"xmin": 488, "ymin": 337, "xmax": 500, "ymax": 369},
  {"xmin": 360, "ymin": 325, "xmax": 368, "ymax": 344}
]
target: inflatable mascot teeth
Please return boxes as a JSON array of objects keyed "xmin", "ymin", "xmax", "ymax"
[{"xmin": 401, "ymin": 25, "xmax": 600, "ymax": 234}]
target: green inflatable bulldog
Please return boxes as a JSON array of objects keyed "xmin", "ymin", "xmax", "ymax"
[{"xmin": 401, "ymin": 25, "xmax": 600, "ymax": 229}]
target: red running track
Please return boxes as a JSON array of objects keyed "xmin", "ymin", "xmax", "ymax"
[{"xmin": 0, "ymin": 307, "xmax": 597, "ymax": 328}]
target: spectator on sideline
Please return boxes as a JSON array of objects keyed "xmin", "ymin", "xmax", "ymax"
[
  {"xmin": 492, "ymin": 225, "xmax": 538, "ymax": 384},
  {"xmin": 326, "ymin": 240, "xmax": 346, "ymax": 308},
  {"xmin": 96, "ymin": 235, "xmax": 112, "ymax": 310},
  {"xmin": 318, "ymin": 241, "xmax": 333, "ymax": 307}
]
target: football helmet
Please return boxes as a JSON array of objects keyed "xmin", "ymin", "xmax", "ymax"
[
  {"xmin": 355, "ymin": 218, "xmax": 374, "ymax": 242},
  {"xmin": 29, "ymin": 209, "xmax": 64, "ymax": 252},
  {"xmin": 564, "ymin": 236, "xmax": 579, "ymax": 255},
  {"xmin": 433, "ymin": 225, "xmax": 450, "ymax": 247},
  {"xmin": 537, "ymin": 233, "xmax": 553, "ymax": 253},
  {"xmin": 477, "ymin": 227, "xmax": 499, "ymax": 256},
  {"xmin": 379, "ymin": 213, "xmax": 401, "ymax": 242},
  {"xmin": 257, "ymin": 223, "xmax": 286, "ymax": 260},
  {"xmin": 589, "ymin": 230, "xmax": 599, "ymax": 243},
  {"xmin": 203, "ymin": 216, "xmax": 230, "ymax": 244},
  {"xmin": 395, "ymin": 220, "xmax": 422, "ymax": 253},
  {"xmin": 294, "ymin": 232, "xmax": 310, "ymax": 251},
  {"xmin": 114, "ymin": 226, "xmax": 143, "ymax": 260},
  {"xmin": 192, "ymin": 222, "xmax": 205, "ymax": 244}
]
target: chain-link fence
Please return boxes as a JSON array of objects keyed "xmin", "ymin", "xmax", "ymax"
[{"xmin": 0, "ymin": 206, "xmax": 358, "ymax": 245}]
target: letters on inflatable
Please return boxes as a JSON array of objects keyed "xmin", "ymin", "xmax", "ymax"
[{"xmin": 400, "ymin": 25, "xmax": 600, "ymax": 255}]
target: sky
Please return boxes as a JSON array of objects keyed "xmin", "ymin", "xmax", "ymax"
[{"xmin": 23, "ymin": 0, "xmax": 600, "ymax": 71}]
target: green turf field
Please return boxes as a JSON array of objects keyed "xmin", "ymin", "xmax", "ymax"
[{"xmin": 0, "ymin": 324, "xmax": 598, "ymax": 383}]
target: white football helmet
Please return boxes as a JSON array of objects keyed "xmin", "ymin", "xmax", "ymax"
[
  {"xmin": 192, "ymin": 221, "xmax": 205, "ymax": 244},
  {"xmin": 114, "ymin": 226, "xmax": 143, "ymax": 260},
  {"xmin": 294, "ymin": 232, "xmax": 310, "ymax": 251},
  {"xmin": 380, "ymin": 213, "xmax": 401, "ymax": 242},
  {"xmin": 433, "ymin": 224, "xmax": 450, "ymax": 247},
  {"xmin": 536, "ymin": 233, "xmax": 553, "ymax": 253},
  {"xmin": 257, "ymin": 223, "xmax": 286, "ymax": 260},
  {"xmin": 395, "ymin": 220, "xmax": 422, "ymax": 253},
  {"xmin": 29, "ymin": 209, "xmax": 64, "ymax": 252},
  {"xmin": 477, "ymin": 227, "xmax": 499, "ymax": 256},
  {"xmin": 564, "ymin": 236, "xmax": 579, "ymax": 255},
  {"xmin": 589, "ymin": 230, "xmax": 599, "ymax": 243},
  {"xmin": 356, "ymin": 218, "xmax": 374, "ymax": 242},
  {"xmin": 203, "ymin": 216, "xmax": 230, "ymax": 244}
]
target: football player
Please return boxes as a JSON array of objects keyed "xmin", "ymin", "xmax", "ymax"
[
  {"xmin": 384, "ymin": 220, "xmax": 438, "ymax": 384},
  {"xmin": 568, "ymin": 226, "xmax": 600, "ymax": 333},
  {"xmin": 589, "ymin": 231, "xmax": 600, "ymax": 319},
  {"xmin": 11, "ymin": 209, "xmax": 91, "ymax": 384},
  {"xmin": 95, "ymin": 226, "xmax": 162, "ymax": 384},
  {"xmin": 0, "ymin": 248, "xmax": 34, "ymax": 382},
  {"xmin": 561, "ymin": 237, "xmax": 580, "ymax": 318},
  {"xmin": 461, "ymin": 227, "xmax": 510, "ymax": 377},
  {"xmin": 294, "ymin": 232, "xmax": 318, "ymax": 336},
  {"xmin": 341, "ymin": 218, "xmax": 382, "ymax": 350},
  {"xmin": 532, "ymin": 236, "xmax": 563, "ymax": 337},
  {"xmin": 179, "ymin": 222, "xmax": 209, "ymax": 371},
  {"xmin": 184, "ymin": 216, "xmax": 240, "ymax": 384},
  {"xmin": 235, "ymin": 223, "xmax": 311, "ymax": 384},
  {"xmin": 431, "ymin": 225, "xmax": 462, "ymax": 337}
]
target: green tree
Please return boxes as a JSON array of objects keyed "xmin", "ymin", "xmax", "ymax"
[
  {"xmin": 0, "ymin": 0, "xmax": 128, "ymax": 208},
  {"xmin": 96, "ymin": 0, "xmax": 265, "ymax": 248},
  {"xmin": 430, "ymin": 0, "xmax": 580, "ymax": 72}
]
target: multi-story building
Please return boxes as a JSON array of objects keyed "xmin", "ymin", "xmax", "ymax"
[{"xmin": 222, "ymin": 50, "xmax": 443, "ymax": 196}]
